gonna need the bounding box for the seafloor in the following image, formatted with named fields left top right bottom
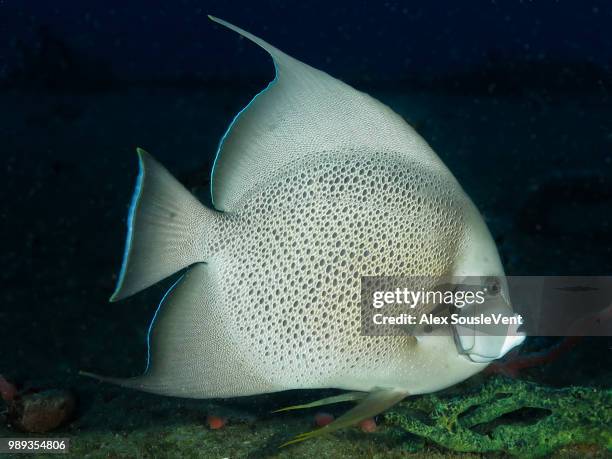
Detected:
left=1, top=81, right=611, bottom=458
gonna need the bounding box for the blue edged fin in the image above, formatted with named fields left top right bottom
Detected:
left=110, top=149, right=221, bottom=302
left=207, top=16, right=442, bottom=212
left=84, top=263, right=278, bottom=399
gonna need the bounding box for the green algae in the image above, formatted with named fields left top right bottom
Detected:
left=385, top=377, right=612, bottom=457
left=3, top=376, right=611, bottom=458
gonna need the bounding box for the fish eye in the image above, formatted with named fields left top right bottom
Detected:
left=483, top=276, right=500, bottom=296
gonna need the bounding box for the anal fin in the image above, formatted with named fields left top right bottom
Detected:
left=83, top=262, right=277, bottom=398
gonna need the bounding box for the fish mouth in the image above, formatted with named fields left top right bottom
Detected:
left=452, top=316, right=526, bottom=363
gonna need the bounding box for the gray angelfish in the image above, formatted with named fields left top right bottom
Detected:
left=83, top=16, right=524, bottom=444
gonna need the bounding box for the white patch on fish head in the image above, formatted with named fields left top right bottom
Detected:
left=395, top=334, right=487, bottom=394
left=451, top=201, right=525, bottom=364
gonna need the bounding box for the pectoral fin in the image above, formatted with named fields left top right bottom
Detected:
left=280, top=389, right=408, bottom=447
left=273, top=391, right=368, bottom=413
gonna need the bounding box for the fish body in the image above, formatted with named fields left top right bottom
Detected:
left=158, top=151, right=483, bottom=397
left=86, top=17, right=525, bottom=440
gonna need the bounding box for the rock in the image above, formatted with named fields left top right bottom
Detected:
left=358, top=417, right=377, bottom=433
left=0, top=374, right=17, bottom=401
left=314, top=412, right=334, bottom=427
left=7, top=389, right=76, bottom=433
left=206, top=414, right=227, bottom=430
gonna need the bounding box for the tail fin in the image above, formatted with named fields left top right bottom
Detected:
left=110, top=148, right=221, bottom=302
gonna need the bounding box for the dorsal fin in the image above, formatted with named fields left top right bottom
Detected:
left=208, top=16, right=444, bottom=212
